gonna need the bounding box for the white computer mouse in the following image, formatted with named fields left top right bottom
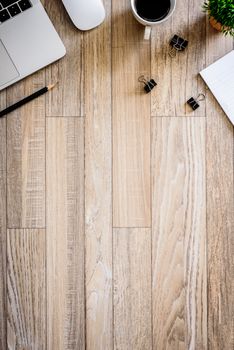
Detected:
left=62, top=0, right=105, bottom=31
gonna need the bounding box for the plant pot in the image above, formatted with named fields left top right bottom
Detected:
left=209, top=16, right=223, bottom=31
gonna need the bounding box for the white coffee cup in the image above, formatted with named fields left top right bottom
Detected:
left=131, top=0, right=177, bottom=40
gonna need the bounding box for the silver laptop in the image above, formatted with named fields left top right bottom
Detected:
left=0, top=0, right=66, bottom=91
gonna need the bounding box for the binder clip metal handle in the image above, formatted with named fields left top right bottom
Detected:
left=169, top=35, right=188, bottom=58
left=169, top=47, right=177, bottom=58
left=138, top=75, right=157, bottom=94
left=187, top=93, right=205, bottom=110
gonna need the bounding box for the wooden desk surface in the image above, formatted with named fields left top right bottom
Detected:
left=0, top=0, right=233, bottom=349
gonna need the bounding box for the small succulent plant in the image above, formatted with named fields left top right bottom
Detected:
left=203, top=0, right=234, bottom=36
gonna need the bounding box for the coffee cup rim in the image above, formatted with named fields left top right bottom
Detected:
left=130, top=0, right=176, bottom=26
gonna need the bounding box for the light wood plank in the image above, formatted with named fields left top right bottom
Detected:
left=7, top=229, right=46, bottom=349
left=7, top=72, right=45, bottom=228
left=45, top=0, right=84, bottom=117
left=46, top=118, right=85, bottom=350
left=0, top=118, right=6, bottom=350
left=84, top=0, right=112, bottom=348
left=112, top=0, right=151, bottom=227
left=0, top=90, right=6, bottom=109
left=112, top=0, right=145, bottom=46
left=207, top=94, right=234, bottom=350
left=152, top=118, right=207, bottom=349
left=113, top=228, right=152, bottom=350
left=206, top=27, right=234, bottom=350
left=151, top=0, right=206, bottom=116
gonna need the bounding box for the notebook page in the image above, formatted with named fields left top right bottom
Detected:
left=200, top=50, right=234, bottom=125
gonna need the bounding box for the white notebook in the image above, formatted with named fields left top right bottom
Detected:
left=200, top=50, right=234, bottom=125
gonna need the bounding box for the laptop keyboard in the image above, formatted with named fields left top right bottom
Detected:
left=0, top=0, right=32, bottom=24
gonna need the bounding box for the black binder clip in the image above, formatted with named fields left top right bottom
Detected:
left=187, top=93, right=205, bottom=111
left=169, top=35, right=188, bottom=58
left=138, top=75, right=157, bottom=93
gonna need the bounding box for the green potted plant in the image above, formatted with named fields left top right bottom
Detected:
left=203, top=0, right=234, bottom=36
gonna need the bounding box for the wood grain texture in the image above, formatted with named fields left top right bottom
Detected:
left=113, top=228, right=152, bottom=350
left=7, top=229, right=46, bottom=350
left=112, top=0, right=151, bottom=227
left=84, top=1, right=112, bottom=348
left=152, top=118, right=207, bottom=349
left=151, top=0, right=207, bottom=117
left=45, top=0, right=84, bottom=117
left=206, top=28, right=234, bottom=350
left=6, top=71, right=45, bottom=228
left=0, top=118, right=6, bottom=350
left=46, top=118, right=85, bottom=350
left=0, top=90, right=6, bottom=109
left=112, top=0, right=145, bottom=46
left=1, top=1, right=234, bottom=348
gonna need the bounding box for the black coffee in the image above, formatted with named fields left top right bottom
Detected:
left=135, top=0, right=171, bottom=22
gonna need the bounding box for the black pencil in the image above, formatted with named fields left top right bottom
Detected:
left=0, top=83, right=57, bottom=118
